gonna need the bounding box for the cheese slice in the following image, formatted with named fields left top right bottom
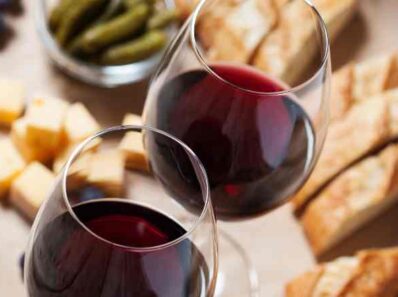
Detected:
left=63, top=102, right=101, bottom=144
left=10, top=162, right=55, bottom=221
left=0, top=80, right=25, bottom=126
left=119, top=114, right=149, bottom=172
left=11, top=118, right=51, bottom=163
left=87, top=150, right=125, bottom=196
left=0, top=138, right=26, bottom=198
left=25, top=97, right=69, bottom=155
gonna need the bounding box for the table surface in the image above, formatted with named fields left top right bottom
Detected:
left=2, top=0, right=398, bottom=296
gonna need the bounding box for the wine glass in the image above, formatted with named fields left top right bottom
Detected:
left=143, top=0, right=331, bottom=294
left=24, top=125, right=218, bottom=297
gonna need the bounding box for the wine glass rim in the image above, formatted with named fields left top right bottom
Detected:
left=61, top=125, right=216, bottom=252
left=190, top=0, right=330, bottom=96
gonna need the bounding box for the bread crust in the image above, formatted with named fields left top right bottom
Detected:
left=293, top=97, right=390, bottom=211
left=285, top=248, right=398, bottom=297
left=253, top=0, right=358, bottom=84
left=206, top=0, right=278, bottom=63
left=285, top=267, right=324, bottom=297
left=301, top=145, right=398, bottom=255
left=330, top=64, right=355, bottom=121
left=338, top=249, right=398, bottom=297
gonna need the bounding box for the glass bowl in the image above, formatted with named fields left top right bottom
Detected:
left=35, top=0, right=177, bottom=87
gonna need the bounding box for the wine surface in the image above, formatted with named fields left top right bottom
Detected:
left=27, top=200, right=207, bottom=297
left=146, top=64, right=315, bottom=218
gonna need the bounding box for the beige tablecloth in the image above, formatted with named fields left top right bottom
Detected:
left=1, top=0, right=398, bottom=296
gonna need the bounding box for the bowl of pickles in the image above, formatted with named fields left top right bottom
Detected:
left=36, top=0, right=179, bottom=87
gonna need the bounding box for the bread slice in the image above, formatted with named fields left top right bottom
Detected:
left=301, top=144, right=398, bottom=255
left=312, top=257, right=360, bottom=297
left=206, top=0, right=278, bottom=63
left=352, top=53, right=398, bottom=102
left=330, top=64, right=355, bottom=121
left=330, top=53, right=398, bottom=121
left=286, top=257, right=359, bottom=297
left=196, top=0, right=242, bottom=49
left=292, top=95, right=391, bottom=211
left=285, top=267, right=324, bottom=297
left=253, top=0, right=358, bottom=84
left=285, top=248, right=398, bottom=297
left=339, top=249, right=398, bottom=297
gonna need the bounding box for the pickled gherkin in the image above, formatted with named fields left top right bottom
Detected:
left=49, top=0, right=179, bottom=64
left=123, top=0, right=155, bottom=9
left=55, top=0, right=107, bottom=47
left=147, top=9, right=179, bottom=30
left=49, top=0, right=75, bottom=31
left=101, top=30, right=167, bottom=64
left=75, top=3, right=150, bottom=54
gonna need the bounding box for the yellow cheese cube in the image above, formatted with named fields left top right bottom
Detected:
left=122, top=113, right=142, bottom=126
left=11, top=118, right=51, bottom=163
left=119, top=114, right=149, bottom=172
left=64, top=103, right=101, bottom=143
left=0, top=138, right=26, bottom=198
left=53, top=138, right=101, bottom=174
left=0, top=80, right=25, bottom=126
left=87, top=150, right=125, bottom=196
left=10, top=162, right=55, bottom=221
left=25, top=97, right=69, bottom=154
left=65, top=152, right=93, bottom=190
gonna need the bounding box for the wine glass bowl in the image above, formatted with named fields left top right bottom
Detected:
left=24, top=126, right=218, bottom=297
left=143, top=0, right=331, bottom=219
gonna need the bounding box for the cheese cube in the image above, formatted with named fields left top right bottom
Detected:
left=87, top=150, right=125, bottom=196
left=53, top=138, right=101, bottom=174
left=10, top=162, right=55, bottom=221
left=11, top=118, right=51, bottom=163
left=0, top=80, right=25, bottom=126
left=119, top=114, right=149, bottom=172
left=122, top=113, right=142, bottom=126
left=25, top=97, right=69, bottom=154
left=64, top=103, right=101, bottom=143
left=64, top=151, right=93, bottom=190
left=0, top=139, right=26, bottom=198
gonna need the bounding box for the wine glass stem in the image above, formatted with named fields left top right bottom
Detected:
left=215, top=229, right=260, bottom=297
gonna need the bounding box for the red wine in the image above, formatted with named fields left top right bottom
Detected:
left=27, top=200, right=208, bottom=297
left=145, top=64, right=315, bottom=218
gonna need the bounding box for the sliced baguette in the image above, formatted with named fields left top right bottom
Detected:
left=339, top=249, right=398, bottom=297
left=292, top=95, right=391, bottom=211
left=312, top=257, right=360, bottom=297
left=196, top=0, right=242, bottom=49
left=330, top=53, right=398, bottom=121
left=301, top=144, right=398, bottom=255
left=330, top=64, right=355, bottom=121
left=206, top=0, right=278, bottom=63
left=285, top=266, right=324, bottom=297
left=253, top=0, right=358, bottom=84
left=286, top=257, right=359, bottom=297
left=285, top=248, right=398, bottom=297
